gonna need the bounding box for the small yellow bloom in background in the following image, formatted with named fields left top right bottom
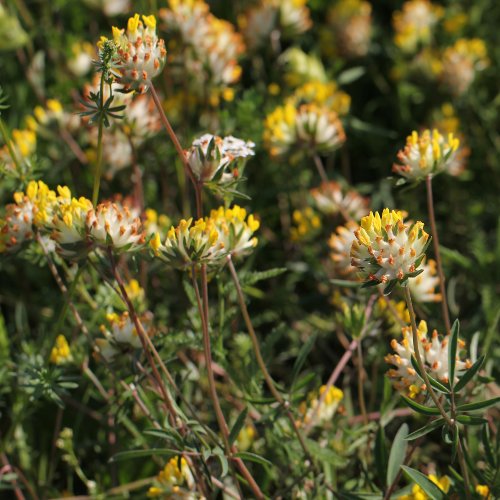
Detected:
left=398, top=473, right=450, bottom=500
left=236, top=425, right=256, bottom=452
left=147, top=456, right=195, bottom=497
left=476, top=485, right=491, bottom=499
left=50, top=335, right=73, bottom=365
left=299, top=384, right=343, bottom=428
left=290, top=207, right=322, bottom=242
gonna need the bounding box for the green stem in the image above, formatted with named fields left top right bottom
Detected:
left=0, top=117, right=22, bottom=173
left=91, top=76, right=105, bottom=206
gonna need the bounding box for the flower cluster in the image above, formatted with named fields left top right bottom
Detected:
left=160, top=0, right=244, bottom=105
left=152, top=205, right=260, bottom=268
left=385, top=320, right=472, bottom=399
left=290, top=207, right=321, bottom=242
left=311, top=181, right=369, bottom=220
left=298, top=384, right=344, bottom=427
left=327, top=0, right=372, bottom=59
left=50, top=335, right=73, bottom=365
left=328, top=221, right=359, bottom=276
left=392, top=129, right=460, bottom=181
left=264, top=102, right=346, bottom=157
left=399, top=474, right=450, bottom=500
left=351, top=209, right=429, bottom=285
left=147, top=456, right=195, bottom=498
left=186, top=133, right=255, bottom=183
left=96, top=311, right=154, bottom=361
left=393, top=0, right=443, bottom=53
left=440, top=38, right=489, bottom=96
left=108, top=14, right=167, bottom=93
left=408, top=257, right=441, bottom=303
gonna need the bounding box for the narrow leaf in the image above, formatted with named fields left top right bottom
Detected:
left=234, top=451, right=272, bottom=468
left=456, top=397, right=500, bottom=412
left=401, top=395, right=441, bottom=416
left=375, top=426, right=388, bottom=484
left=386, top=423, right=409, bottom=487
left=291, top=334, right=316, bottom=388
left=228, top=407, right=248, bottom=446
left=110, top=448, right=178, bottom=462
left=400, top=466, right=445, bottom=500
left=454, top=356, right=484, bottom=392
left=448, top=319, right=459, bottom=387
left=405, top=418, right=445, bottom=441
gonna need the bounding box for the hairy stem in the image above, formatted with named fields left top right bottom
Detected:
left=425, top=175, right=451, bottom=335
left=227, top=256, right=315, bottom=467
left=192, top=265, right=264, bottom=499
left=109, top=250, right=177, bottom=427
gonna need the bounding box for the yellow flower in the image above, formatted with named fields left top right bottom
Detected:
left=50, top=335, right=72, bottom=365
left=148, top=456, right=195, bottom=496
left=299, top=384, right=344, bottom=427
left=398, top=474, right=450, bottom=499
left=351, top=209, right=429, bottom=285
left=393, top=129, right=460, bottom=181
left=109, top=14, right=167, bottom=93
left=476, top=485, right=491, bottom=499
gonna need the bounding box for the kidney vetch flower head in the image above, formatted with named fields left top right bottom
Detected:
left=393, top=129, right=460, bottom=182
left=151, top=217, right=225, bottom=270
left=109, top=14, right=166, bottom=93
left=385, top=320, right=471, bottom=401
left=351, top=209, right=430, bottom=289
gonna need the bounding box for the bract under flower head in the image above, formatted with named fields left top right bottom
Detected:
left=393, top=129, right=460, bottom=181
left=210, top=205, right=260, bottom=258
left=351, top=209, right=429, bottom=286
left=86, top=201, right=146, bottom=252
left=111, top=14, right=166, bottom=93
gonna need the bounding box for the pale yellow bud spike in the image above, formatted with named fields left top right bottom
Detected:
left=142, top=14, right=156, bottom=30
left=128, top=13, right=141, bottom=33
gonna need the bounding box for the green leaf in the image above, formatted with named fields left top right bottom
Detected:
left=291, top=334, right=316, bottom=389
left=330, top=278, right=363, bottom=288
left=109, top=448, right=178, bottom=462
left=386, top=423, right=408, bottom=487
left=228, top=407, right=248, bottom=446
left=337, top=66, right=366, bottom=85
left=456, top=415, right=488, bottom=426
left=401, top=395, right=441, bottom=416
left=400, top=466, right=445, bottom=500
left=454, top=356, right=485, bottom=392
left=448, top=319, right=459, bottom=387
left=375, top=426, right=388, bottom=485
left=305, top=439, right=347, bottom=466
left=481, top=425, right=496, bottom=468
left=143, top=428, right=183, bottom=446
left=212, top=446, right=229, bottom=477
left=456, top=397, right=500, bottom=412
left=240, top=267, right=287, bottom=286
left=405, top=418, right=445, bottom=441
left=234, top=451, right=272, bottom=468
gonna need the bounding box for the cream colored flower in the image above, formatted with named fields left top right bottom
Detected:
left=393, top=0, right=443, bottom=53
left=409, top=257, right=441, bottom=303
left=311, top=181, right=369, bottom=220
left=393, top=129, right=460, bottom=181
left=386, top=320, right=472, bottom=399
left=110, top=14, right=167, bottom=93
left=86, top=201, right=146, bottom=252
left=351, top=209, right=429, bottom=285
left=329, top=221, right=359, bottom=276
